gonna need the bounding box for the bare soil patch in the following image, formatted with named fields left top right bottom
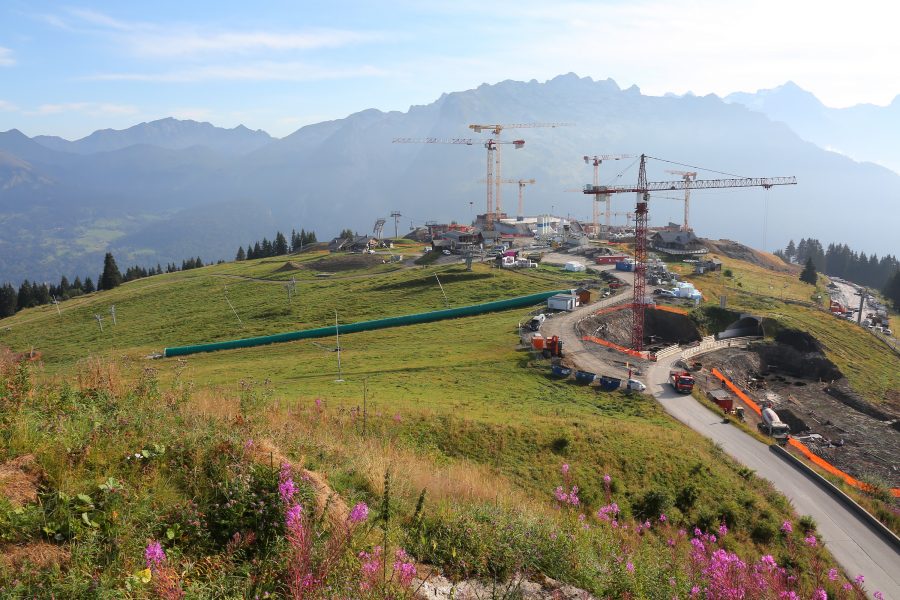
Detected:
left=304, top=254, right=383, bottom=272
left=697, top=343, right=900, bottom=488
left=578, top=307, right=701, bottom=349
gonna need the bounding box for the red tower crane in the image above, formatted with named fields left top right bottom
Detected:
left=585, top=155, right=797, bottom=351
left=584, top=154, right=634, bottom=239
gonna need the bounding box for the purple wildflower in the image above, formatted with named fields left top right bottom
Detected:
left=718, top=522, right=728, bottom=537
left=561, top=463, right=569, bottom=475
left=780, top=520, right=793, bottom=534
left=349, top=502, right=369, bottom=524
left=144, top=540, right=165, bottom=570
left=659, top=513, right=667, bottom=523
left=626, top=561, right=634, bottom=573
left=813, top=589, right=827, bottom=600
left=285, top=503, right=303, bottom=529
left=827, top=568, right=838, bottom=581
left=603, top=473, right=612, bottom=485
left=854, top=574, right=865, bottom=586
left=805, top=535, right=817, bottom=547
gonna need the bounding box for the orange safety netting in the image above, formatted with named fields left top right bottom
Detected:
left=711, top=369, right=900, bottom=498
left=654, top=305, right=689, bottom=315
left=710, top=368, right=762, bottom=415
left=581, top=335, right=649, bottom=359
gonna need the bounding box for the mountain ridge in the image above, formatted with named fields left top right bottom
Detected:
left=1, top=74, right=898, bottom=284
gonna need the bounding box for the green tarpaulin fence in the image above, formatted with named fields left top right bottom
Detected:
left=163, top=289, right=567, bottom=358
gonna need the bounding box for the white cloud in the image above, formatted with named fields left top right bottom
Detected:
left=53, top=8, right=383, bottom=59
left=0, top=100, right=17, bottom=111
left=27, top=102, right=139, bottom=117
left=87, top=62, right=387, bottom=83
left=0, top=47, right=15, bottom=66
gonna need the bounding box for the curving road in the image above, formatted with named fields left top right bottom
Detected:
left=547, top=287, right=900, bottom=598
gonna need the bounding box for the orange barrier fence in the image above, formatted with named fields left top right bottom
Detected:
left=711, top=369, right=900, bottom=498
left=591, top=303, right=633, bottom=317
left=654, top=305, right=689, bottom=315
left=581, top=335, right=650, bottom=360
left=710, top=368, right=762, bottom=415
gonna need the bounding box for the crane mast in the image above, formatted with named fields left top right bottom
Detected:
left=666, top=170, right=697, bottom=231
left=585, top=155, right=797, bottom=351
left=584, top=154, right=633, bottom=239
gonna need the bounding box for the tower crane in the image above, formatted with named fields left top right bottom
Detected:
left=665, top=170, right=697, bottom=231
left=469, top=122, right=572, bottom=226
left=584, top=154, right=634, bottom=239
left=392, top=136, right=524, bottom=230
left=479, top=178, right=536, bottom=220
left=585, top=155, right=796, bottom=351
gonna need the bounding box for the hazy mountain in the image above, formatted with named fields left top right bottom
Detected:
left=1, top=74, right=899, bottom=284
left=33, top=117, right=274, bottom=157
left=725, top=82, right=900, bottom=174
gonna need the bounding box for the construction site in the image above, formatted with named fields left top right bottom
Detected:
left=388, top=120, right=900, bottom=504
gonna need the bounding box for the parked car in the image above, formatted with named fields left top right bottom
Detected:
left=883, top=328, right=893, bottom=336
left=442, top=249, right=451, bottom=255
left=626, top=379, right=646, bottom=392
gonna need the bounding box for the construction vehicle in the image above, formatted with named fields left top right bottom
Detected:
left=543, top=335, right=563, bottom=358
left=528, top=314, right=546, bottom=331
left=758, top=407, right=791, bottom=442
left=670, top=370, right=695, bottom=394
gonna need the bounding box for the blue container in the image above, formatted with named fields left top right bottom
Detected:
left=598, top=375, right=621, bottom=391
left=551, top=365, right=572, bottom=378
left=574, top=370, right=596, bottom=384
left=615, top=261, right=634, bottom=272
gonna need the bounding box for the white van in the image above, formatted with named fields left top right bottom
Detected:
left=626, top=379, right=646, bottom=392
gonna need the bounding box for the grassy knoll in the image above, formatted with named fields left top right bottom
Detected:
left=0, top=255, right=579, bottom=373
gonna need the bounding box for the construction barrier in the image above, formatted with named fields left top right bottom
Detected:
left=711, top=369, right=900, bottom=498
left=163, top=289, right=568, bottom=358
left=654, top=304, right=689, bottom=315
left=710, top=368, right=762, bottom=415
left=581, top=335, right=651, bottom=360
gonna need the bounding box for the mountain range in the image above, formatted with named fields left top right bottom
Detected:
left=1, top=73, right=898, bottom=284
left=725, top=82, right=900, bottom=175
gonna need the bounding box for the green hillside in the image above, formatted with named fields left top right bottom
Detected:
left=0, top=251, right=870, bottom=597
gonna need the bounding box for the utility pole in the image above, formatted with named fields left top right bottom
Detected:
left=434, top=274, right=449, bottom=308
left=94, top=314, right=104, bottom=332
left=109, top=305, right=117, bottom=326
left=334, top=310, right=344, bottom=382
left=390, top=211, right=402, bottom=239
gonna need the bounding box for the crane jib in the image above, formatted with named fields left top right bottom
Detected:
left=583, top=176, right=797, bottom=194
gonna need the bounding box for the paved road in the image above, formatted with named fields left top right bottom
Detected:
left=647, top=356, right=900, bottom=598
left=547, top=291, right=900, bottom=598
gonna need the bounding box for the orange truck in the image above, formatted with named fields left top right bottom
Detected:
left=669, top=370, right=695, bottom=394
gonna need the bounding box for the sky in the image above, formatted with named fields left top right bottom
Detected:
left=1, top=0, right=899, bottom=139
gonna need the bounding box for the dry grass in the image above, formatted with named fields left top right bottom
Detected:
left=75, top=357, right=124, bottom=397
left=0, top=542, right=70, bottom=571
left=0, top=455, right=42, bottom=507
left=259, top=400, right=542, bottom=513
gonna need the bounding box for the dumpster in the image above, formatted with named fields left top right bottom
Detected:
left=551, top=365, right=572, bottom=378
left=598, top=375, right=621, bottom=391
left=574, top=370, right=596, bottom=384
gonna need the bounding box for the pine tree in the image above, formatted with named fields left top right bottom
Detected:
left=17, top=279, right=34, bottom=310
left=883, top=270, right=900, bottom=311
left=274, top=232, right=289, bottom=255
left=83, top=277, right=95, bottom=293
left=253, top=242, right=262, bottom=258
left=339, top=228, right=355, bottom=240
left=72, top=276, right=83, bottom=292
left=236, top=246, right=246, bottom=261
left=99, top=253, right=123, bottom=290
left=799, top=257, right=818, bottom=285
left=785, top=240, right=796, bottom=261
left=0, top=283, right=17, bottom=318
left=33, top=282, right=50, bottom=305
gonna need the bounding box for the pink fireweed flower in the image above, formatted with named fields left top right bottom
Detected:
left=314, top=398, right=323, bottom=409
left=659, top=513, right=667, bottom=523
left=561, top=463, right=569, bottom=475
left=718, top=523, right=728, bottom=537
left=827, top=568, right=838, bottom=581
left=873, top=592, right=884, bottom=600
left=279, top=479, right=297, bottom=504
left=393, top=548, right=417, bottom=586
left=285, top=503, right=303, bottom=529
left=626, top=561, right=634, bottom=573
left=349, top=502, right=369, bottom=524
left=813, top=589, right=827, bottom=600
left=854, top=574, right=865, bottom=586
left=144, top=540, right=165, bottom=570
left=780, top=520, right=793, bottom=534
left=805, top=535, right=817, bottom=547
left=603, top=473, right=611, bottom=485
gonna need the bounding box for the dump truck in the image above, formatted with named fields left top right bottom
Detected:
left=669, top=370, right=695, bottom=394
left=758, top=407, right=791, bottom=442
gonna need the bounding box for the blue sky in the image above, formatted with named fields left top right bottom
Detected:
left=1, top=0, right=897, bottom=139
